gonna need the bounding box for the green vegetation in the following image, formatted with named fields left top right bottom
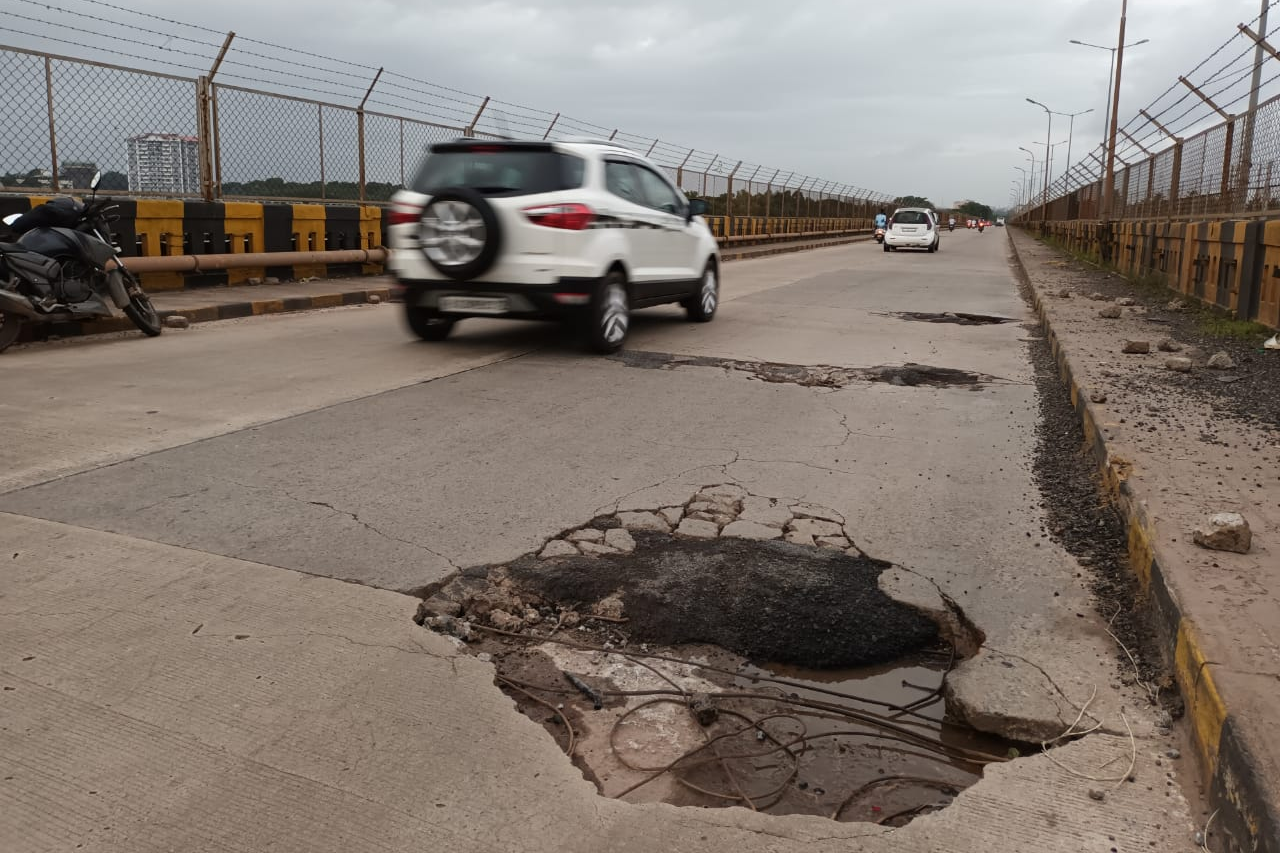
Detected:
left=894, top=195, right=935, bottom=209
left=956, top=200, right=994, bottom=221
left=1196, top=313, right=1272, bottom=340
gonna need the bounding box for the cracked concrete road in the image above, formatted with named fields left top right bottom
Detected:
left=0, top=235, right=1201, bottom=851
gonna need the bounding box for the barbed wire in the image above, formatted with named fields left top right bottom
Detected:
left=0, top=3, right=894, bottom=201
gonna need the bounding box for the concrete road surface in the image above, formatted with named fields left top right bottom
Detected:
left=0, top=232, right=1202, bottom=851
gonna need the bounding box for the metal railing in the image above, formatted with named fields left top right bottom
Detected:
left=1017, top=67, right=1280, bottom=221
left=0, top=43, right=894, bottom=215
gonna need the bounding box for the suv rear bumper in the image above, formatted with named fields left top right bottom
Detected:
left=399, top=277, right=602, bottom=319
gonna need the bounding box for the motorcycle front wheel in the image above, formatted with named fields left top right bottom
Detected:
left=119, top=270, right=163, bottom=337
left=0, top=311, right=22, bottom=353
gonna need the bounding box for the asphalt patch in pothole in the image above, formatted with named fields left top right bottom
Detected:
left=612, top=350, right=991, bottom=389
left=505, top=535, right=936, bottom=668
left=888, top=311, right=1017, bottom=325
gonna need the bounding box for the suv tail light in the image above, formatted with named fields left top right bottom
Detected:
left=388, top=201, right=423, bottom=226
left=523, top=203, right=595, bottom=231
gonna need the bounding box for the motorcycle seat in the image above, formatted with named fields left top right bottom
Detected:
left=0, top=242, right=27, bottom=253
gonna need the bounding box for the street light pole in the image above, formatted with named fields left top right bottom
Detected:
left=1100, top=0, right=1129, bottom=253
left=1060, top=108, right=1094, bottom=182
left=1069, top=38, right=1148, bottom=151
left=1027, top=98, right=1054, bottom=218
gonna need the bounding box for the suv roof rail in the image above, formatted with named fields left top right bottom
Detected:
left=559, top=135, right=630, bottom=148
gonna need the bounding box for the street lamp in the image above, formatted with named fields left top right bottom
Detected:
left=1070, top=37, right=1149, bottom=149
left=1014, top=165, right=1031, bottom=206
left=1026, top=99, right=1057, bottom=215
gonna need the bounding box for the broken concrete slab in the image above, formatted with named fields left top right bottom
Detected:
left=604, top=528, right=637, bottom=553
left=617, top=512, right=669, bottom=533
left=788, top=518, right=844, bottom=539
left=675, top=518, right=719, bottom=539
left=721, top=520, right=783, bottom=541
left=570, top=529, right=606, bottom=543
left=945, top=651, right=1094, bottom=743
left=540, top=540, right=580, bottom=559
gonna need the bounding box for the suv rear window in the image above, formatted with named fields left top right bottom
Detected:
left=893, top=210, right=930, bottom=225
left=411, top=147, right=584, bottom=196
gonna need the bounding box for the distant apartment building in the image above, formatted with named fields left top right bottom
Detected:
left=127, top=134, right=199, bottom=194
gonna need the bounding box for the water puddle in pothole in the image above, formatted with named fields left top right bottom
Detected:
left=888, top=311, right=1017, bottom=326
left=414, top=487, right=1019, bottom=826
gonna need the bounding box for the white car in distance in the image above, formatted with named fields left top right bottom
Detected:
left=883, top=207, right=940, bottom=253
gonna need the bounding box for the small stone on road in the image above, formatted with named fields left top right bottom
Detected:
left=1089, top=389, right=1107, bottom=403
left=1164, top=357, right=1193, bottom=373
left=1116, top=297, right=1136, bottom=306
left=1121, top=340, right=1151, bottom=354
left=1193, top=512, right=1252, bottom=554
left=163, top=315, right=190, bottom=329
left=1157, top=338, right=1182, bottom=352
left=1207, top=351, right=1235, bottom=370
left=1098, top=306, right=1122, bottom=319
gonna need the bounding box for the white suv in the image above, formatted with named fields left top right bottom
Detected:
left=387, top=138, right=721, bottom=353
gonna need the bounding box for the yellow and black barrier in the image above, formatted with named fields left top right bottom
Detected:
left=0, top=196, right=389, bottom=293
left=1035, top=216, right=1275, bottom=328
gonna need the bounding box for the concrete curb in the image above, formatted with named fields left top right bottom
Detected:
left=1008, top=230, right=1280, bottom=853
left=721, top=234, right=868, bottom=262
left=29, top=287, right=394, bottom=340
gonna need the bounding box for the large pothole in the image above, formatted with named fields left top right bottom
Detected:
left=415, top=486, right=1021, bottom=825
left=611, top=351, right=995, bottom=389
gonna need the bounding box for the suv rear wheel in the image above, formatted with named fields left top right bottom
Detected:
left=405, top=304, right=456, bottom=341
left=586, top=270, right=629, bottom=354
left=684, top=260, right=718, bottom=322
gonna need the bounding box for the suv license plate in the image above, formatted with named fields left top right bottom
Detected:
left=439, top=296, right=508, bottom=314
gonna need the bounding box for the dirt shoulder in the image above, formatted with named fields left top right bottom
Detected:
left=1008, top=227, right=1280, bottom=850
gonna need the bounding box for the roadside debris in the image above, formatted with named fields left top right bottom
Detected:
left=162, top=315, right=190, bottom=330
left=1121, top=340, right=1151, bottom=354
left=1116, top=297, right=1136, bottom=306
left=1206, top=351, right=1236, bottom=370
left=1098, top=306, right=1123, bottom=319
left=1164, top=357, right=1193, bottom=373
left=1157, top=338, right=1182, bottom=352
left=1193, top=512, right=1252, bottom=554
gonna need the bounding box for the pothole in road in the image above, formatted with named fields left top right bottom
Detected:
left=414, top=486, right=1020, bottom=826
left=612, top=351, right=993, bottom=389
left=889, top=311, right=1017, bottom=326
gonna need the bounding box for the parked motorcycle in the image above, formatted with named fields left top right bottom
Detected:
left=874, top=226, right=886, bottom=244
left=0, top=171, right=161, bottom=352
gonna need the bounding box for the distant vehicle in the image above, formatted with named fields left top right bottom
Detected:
left=387, top=138, right=721, bottom=353
left=996, top=217, right=1006, bottom=227
left=884, top=207, right=940, bottom=253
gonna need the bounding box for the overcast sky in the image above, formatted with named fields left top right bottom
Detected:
left=4, top=0, right=1277, bottom=208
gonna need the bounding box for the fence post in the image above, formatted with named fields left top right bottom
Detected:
left=676, top=149, right=694, bottom=191
left=357, top=67, right=384, bottom=202
left=318, top=103, right=326, bottom=200
left=44, top=56, right=59, bottom=191
left=211, top=84, right=222, bottom=197
left=1221, top=118, right=1236, bottom=211
left=195, top=76, right=214, bottom=201
left=1170, top=139, right=1184, bottom=216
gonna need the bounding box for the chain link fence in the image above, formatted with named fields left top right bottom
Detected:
left=1020, top=86, right=1280, bottom=223
left=0, top=43, right=894, bottom=212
